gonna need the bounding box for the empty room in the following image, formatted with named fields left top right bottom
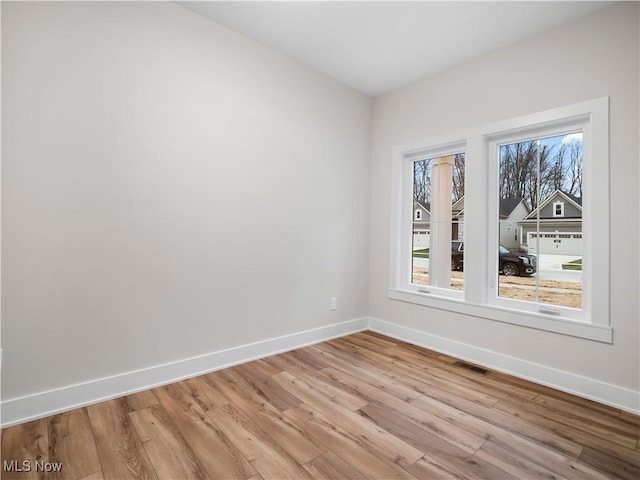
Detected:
left=1, top=1, right=639, bottom=479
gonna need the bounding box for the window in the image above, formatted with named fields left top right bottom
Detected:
left=407, top=149, right=466, bottom=297
left=493, top=131, right=583, bottom=314
left=389, top=98, right=610, bottom=342
left=553, top=201, right=565, bottom=217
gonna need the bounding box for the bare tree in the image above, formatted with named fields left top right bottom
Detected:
left=566, top=138, right=583, bottom=197
left=544, top=146, right=567, bottom=194
left=452, top=153, right=465, bottom=202
left=499, top=135, right=583, bottom=208
left=543, top=136, right=583, bottom=198
left=413, top=154, right=465, bottom=206
left=413, top=159, right=432, bottom=205
left=499, top=141, right=552, bottom=209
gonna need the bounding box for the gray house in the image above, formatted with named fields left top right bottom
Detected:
left=444, top=196, right=529, bottom=250
left=499, top=197, right=530, bottom=250
left=451, top=196, right=465, bottom=241
left=412, top=201, right=431, bottom=249
left=518, top=190, right=583, bottom=255
left=412, top=198, right=466, bottom=250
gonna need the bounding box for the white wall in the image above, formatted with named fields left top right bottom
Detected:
left=1, top=2, right=372, bottom=401
left=369, top=2, right=639, bottom=394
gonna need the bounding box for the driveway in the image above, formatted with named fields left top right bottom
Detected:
left=413, top=254, right=582, bottom=283
left=537, top=254, right=582, bottom=282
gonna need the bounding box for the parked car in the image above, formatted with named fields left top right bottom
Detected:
left=451, top=241, right=536, bottom=276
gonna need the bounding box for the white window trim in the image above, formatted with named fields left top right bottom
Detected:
left=389, top=97, right=611, bottom=343
left=392, top=139, right=466, bottom=301
left=553, top=201, right=565, bottom=217
left=485, top=118, right=589, bottom=323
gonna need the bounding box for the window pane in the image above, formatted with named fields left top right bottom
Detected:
left=450, top=153, right=465, bottom=291
left=412, top=159, right=431, bottom=286
left=412, top=153, right=465, bottom=290
left=498, top=133, right=583, bottom=309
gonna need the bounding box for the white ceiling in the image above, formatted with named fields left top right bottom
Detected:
left=179, top=1, right=614, bottom=97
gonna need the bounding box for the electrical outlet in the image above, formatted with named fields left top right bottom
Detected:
left=330, top=297, right=337, bottom=311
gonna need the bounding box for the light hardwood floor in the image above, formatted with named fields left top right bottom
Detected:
left=2, top=332, right=639, bottom=479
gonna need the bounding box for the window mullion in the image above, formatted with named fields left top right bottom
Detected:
left=535, top=139, right=541, bottom=304
left=463, top=135, right=485, bottom=304
left=431, top=156, right=454, bottom=288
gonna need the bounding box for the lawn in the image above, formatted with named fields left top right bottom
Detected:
left=562, top=258, right=582, bottom=271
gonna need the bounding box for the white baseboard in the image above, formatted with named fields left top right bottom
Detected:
left=3, top=315, right=638, bottom=428
left=0, top=318, right=368, bottom=428
left=368, top=317, right=640, bottom=415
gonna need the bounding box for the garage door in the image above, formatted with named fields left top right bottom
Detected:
left=527, top=233, right=582, bottom=255
left=413, top=230, right=430, bottom=249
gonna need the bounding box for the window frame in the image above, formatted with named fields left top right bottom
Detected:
left=553, top=201, right=565, bottom=217
left=485, top=120, right=588, bottom=322
left=392, top=139, right=467, bottom=301
left=389, top=97, right=611, bottom=343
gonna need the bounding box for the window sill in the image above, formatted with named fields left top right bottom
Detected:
left=388, top=288, right=612, bottom=343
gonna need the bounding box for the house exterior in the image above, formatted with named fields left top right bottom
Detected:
left=417, top=191, right=582, bottom=255
left=412, top=198, right=466, bottom=250
left=499, top=197, right=530, bottom=250
left=442, top=196, right=529, bottom=250
left=451, top=197, right=465, bottom=241
left=518, top=190, right=583, bottom=255
left=412, top=201, right=431, bottom=249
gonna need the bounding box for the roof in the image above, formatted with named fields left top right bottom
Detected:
left=564, top=192, right=582, bottom=206
left=524, top=189, right=583, bottom=220
left=414, top=201, right=431, bottom=213
left=499, top=197, right=526, bottom=217
left=451, top=196, right=464, bottom=211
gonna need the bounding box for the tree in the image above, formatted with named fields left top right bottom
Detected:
left=499, top=141, right=553, bottom=209
left=452, top=153, right=465, bottom=202
left=499, top=135, right=583, bottom=208
left=565, top=137, right=583, bottom=197
left=413, top=158, right=432, bottom=205
left=413, top=153, right=466, bottom=205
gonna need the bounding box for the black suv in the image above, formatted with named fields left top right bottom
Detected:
left=451, top=241, right=536, bottom=276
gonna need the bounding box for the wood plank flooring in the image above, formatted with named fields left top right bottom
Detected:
left=2, top=332, right=639, bottom=479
